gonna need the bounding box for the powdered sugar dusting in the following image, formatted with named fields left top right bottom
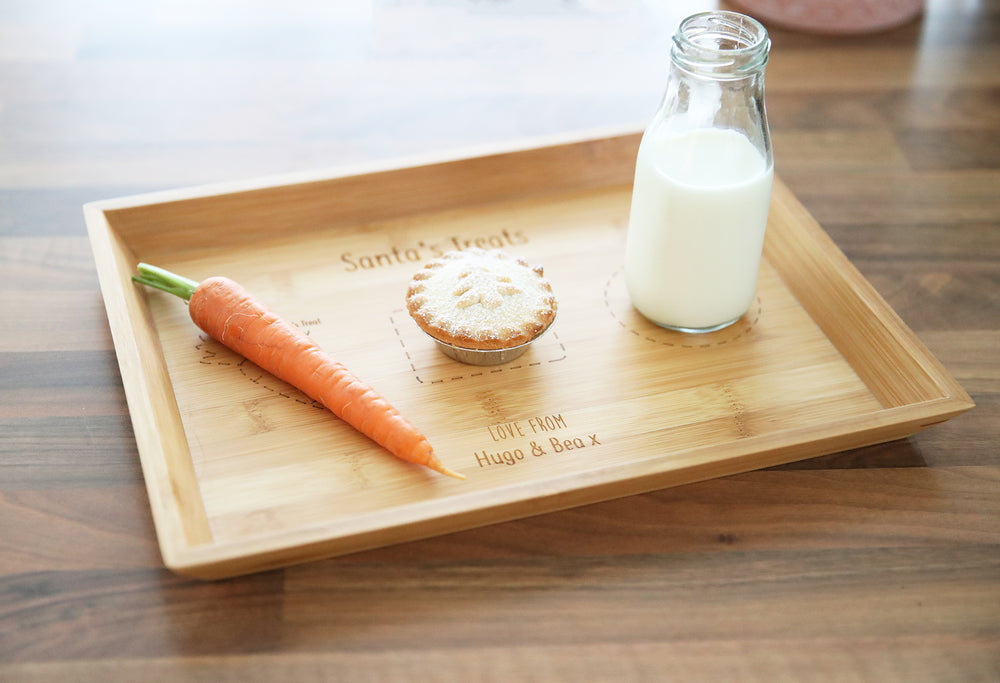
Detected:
left=406, top=248, right=557, bottom=350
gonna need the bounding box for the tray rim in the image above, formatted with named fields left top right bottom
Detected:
left=167, top=398, right=967, bottom=577
left=84, top=128, right=974, bottom=579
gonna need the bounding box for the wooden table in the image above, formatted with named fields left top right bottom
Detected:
left=2, top=1, right=998, bottom=679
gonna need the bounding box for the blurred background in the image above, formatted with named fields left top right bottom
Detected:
left=0, top=0, right=954, bottom=192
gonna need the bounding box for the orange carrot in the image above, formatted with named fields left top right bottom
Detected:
left=133, top=263, right=463, bottom=479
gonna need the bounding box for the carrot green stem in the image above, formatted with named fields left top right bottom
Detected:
left=132, top=263, right=200, bottom=301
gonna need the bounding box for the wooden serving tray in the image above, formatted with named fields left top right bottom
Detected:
left=85, top=130, right=973, bottom=579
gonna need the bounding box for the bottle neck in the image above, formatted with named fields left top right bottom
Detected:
left=670, top=11, right=770, bottom=80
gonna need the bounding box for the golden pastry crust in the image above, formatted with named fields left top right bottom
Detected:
left=406, top=248, right=557, bottom=350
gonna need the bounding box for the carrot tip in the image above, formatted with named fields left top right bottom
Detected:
left=437, top=465, right=466, bottom=481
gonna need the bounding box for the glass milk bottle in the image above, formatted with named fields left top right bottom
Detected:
left=625, top=11, right=773, bottom=333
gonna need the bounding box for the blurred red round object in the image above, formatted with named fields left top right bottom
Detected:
left=727, top=0, right=924, bottom=35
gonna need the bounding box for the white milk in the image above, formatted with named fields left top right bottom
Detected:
left=625, top=126, right=774, bottom=332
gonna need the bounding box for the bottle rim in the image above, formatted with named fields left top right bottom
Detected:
left=671, top=11, right=771, bottom=76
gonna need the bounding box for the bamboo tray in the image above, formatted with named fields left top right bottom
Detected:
left=85, top=130, right=973, bottom=579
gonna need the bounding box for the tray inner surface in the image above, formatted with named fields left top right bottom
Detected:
left=122, top=182, right=878, bottom=545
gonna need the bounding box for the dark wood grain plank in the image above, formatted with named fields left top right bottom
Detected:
left=0, top=350, right=128, bottom=420
left=4, top=638, right=999, bottom=683
left=4, top=545, right=996, bottom=662
left=0, top=292, right=113, bottom=352
left=0, top=351, right=122, bottom=392
left=0, top=486, right=159, bottom=574
left=0, top=190, right=134, bottom=237
left=0, top=238, right=98, bottom=290
left=781, top=170, right=1000, bottom=227
left=0, top=416, right=142, bottom=489
left=898, top=128, right=1000, bottom=171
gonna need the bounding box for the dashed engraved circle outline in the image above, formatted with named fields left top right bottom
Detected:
left=195, top=334, right=327, bottom=410
left=603, top=269, right=761, bottom=348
